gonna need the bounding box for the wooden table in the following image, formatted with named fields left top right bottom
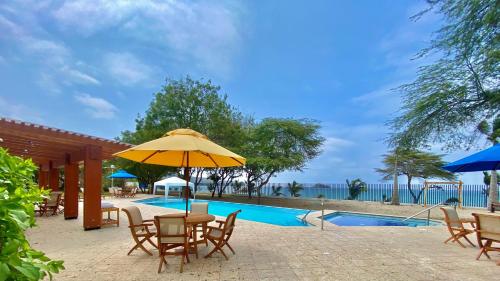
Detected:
left=160, top=213, right=215, bottom=258
left=101, top=207, right=120, bottom=227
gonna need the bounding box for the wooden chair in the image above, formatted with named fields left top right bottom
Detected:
left=472, top=213, right=500, bottom=263
left=122, top=206, right=157, bottom=256
left=440, top=207, right=475, bottom=248
left=190, top=202, right=210, bottom=252
left=154, top=214, right=190, bottom=273
left=35, top=192, right=62, bottom=216
left=204, top=210, right=241, bottom=260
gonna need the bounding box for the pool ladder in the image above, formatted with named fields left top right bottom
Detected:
left=402, top=202, right=445, bottom=226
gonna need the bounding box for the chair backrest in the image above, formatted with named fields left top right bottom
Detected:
left=472, top=213, right=500, bottom=242
left=224, top=210, right=241, bottom=235
left=154, top=215, right=187, bottom=244
left=440, top=207, right=462, bottom=229
left=122, top=206, right=144, bottom=232
left=109, top=187, right=115, bottom=195
left=191, top=202, right=208, bottom=214
left=47, top=192, right=62, bottom=207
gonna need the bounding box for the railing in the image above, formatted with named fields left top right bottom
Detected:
left=221, top=183, right=496, bottom=208
left=403, top=202, right=445, bottom=226
left=301, top=209, right=313, bottom=223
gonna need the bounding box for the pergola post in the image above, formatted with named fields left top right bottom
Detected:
left=38, top=165, right=49, bottom=188
left=83, top=145, right=102, bottom=230
left=49, top=166, right=59, bottom=191
left=64, top=157, right=79, bottom=220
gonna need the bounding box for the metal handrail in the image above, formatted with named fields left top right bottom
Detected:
left=302, top=210, right=313, bottom=223
left=403, top=201, right=445, bottom=226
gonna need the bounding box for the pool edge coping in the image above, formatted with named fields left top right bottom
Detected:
left=302, top=210, right=444, bottom=228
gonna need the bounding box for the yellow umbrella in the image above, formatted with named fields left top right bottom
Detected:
left=113, top=128, right=246, bottom=215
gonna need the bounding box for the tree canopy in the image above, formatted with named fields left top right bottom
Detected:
left=241, top=118, right=324, bottom=200
left=117, top=77, right=324, bottom=196
left=376, top=149, right=455, bottom=203
left=390, top=0, right=499, bottom=150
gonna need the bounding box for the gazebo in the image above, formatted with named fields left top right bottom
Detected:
left=153, top=176, right=194, bottom=198
left=0, top=117, right=130, bottom=230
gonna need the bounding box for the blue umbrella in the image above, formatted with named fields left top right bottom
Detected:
left=443, top=144, right=500, bottom=173
left=107, top=169, right=137, bottom=179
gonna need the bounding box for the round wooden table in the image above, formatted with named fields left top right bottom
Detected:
left=160, top=213, right=215, bottom=258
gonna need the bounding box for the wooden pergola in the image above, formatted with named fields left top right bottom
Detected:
left=0, top=117, right=131, bottom=230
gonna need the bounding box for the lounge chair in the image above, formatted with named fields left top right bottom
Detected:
left=35, top=191, right=63, bottom=216
left=122, top=206, right=157, bottom=256
left=154, top=214, right=191, bottom=273
left=440, top=207, right=475, bottom=248
left=472, top=213, right=500, bottom=263
left=204, top=210, right=241, bottom=260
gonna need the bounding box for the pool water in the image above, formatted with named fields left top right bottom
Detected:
left=323, top=212, right=441, bottom=227
left=135, top=197, right=309, bottom=227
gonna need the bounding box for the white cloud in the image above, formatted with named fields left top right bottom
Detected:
left=104, top=52, right=152, bottom=85
left=74, top=93, right=117, bottom=119
left=62, top=66, right=100, bottom=85
left=0, top=97, right=44, bottom=123
left=52, top=0, right=244, bottom=77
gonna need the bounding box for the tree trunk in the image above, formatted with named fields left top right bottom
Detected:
left=406, top=176, right=418, bottom=203
left=488, top=169, right=498, bottom=211
left=391, top=174, right=400, bottom=205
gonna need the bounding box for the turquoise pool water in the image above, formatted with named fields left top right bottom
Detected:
left=323, top=212, right=441, bottom=227
left=135, top=197, right=309, bottom=227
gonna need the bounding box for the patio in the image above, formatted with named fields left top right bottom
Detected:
left=27, top=195, right=499, bottom=281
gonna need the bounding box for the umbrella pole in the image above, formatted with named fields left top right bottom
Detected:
left=185, top=152, right=190, bottom=216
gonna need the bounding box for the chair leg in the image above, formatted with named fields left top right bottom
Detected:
left=452, top=236, right=466, bottom=248
left=128, top=237, right=153, bottom=256
left=463, top=235, right=475, bottom=247
left=476, top=247, right=487, bottom=260
left=444, top=236, right=454, bottom=244
left=226, top=242, right=236, bottom=254
left=146, top=237, right=158, bottom=249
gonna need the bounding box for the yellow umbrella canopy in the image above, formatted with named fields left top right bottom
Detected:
left=113, top=128, right=246, bottom=167
left=113, top=128, right=246, bottom=215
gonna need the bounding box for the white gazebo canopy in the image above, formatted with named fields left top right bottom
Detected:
left=153, top=177, right=194, bottom=198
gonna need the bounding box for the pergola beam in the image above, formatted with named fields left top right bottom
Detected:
left=0, top=117, right=131, bottom=230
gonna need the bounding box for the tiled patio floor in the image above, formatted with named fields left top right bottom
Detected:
left=27, top=196, right=499, bottom=281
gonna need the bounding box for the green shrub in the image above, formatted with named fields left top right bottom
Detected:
left=0, top=148, right=64, bottom=280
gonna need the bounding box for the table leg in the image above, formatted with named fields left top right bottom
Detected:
left=202, top=223, right=208, bottom=246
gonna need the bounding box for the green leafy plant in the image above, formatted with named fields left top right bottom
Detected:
left=271, top=185, right=283, bottom=197
left=287, top=181, right=303, bottom=197
left=0, top=148, right=64, bottom=280
left=346, top=178, right=367, bottom=200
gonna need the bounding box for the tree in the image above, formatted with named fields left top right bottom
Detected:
left=0, top=148, right=64, bottom=280
left=287, top=181, right=303, bottom=197
left=271, top=184, right=283, bottom=197
left=242, top=118, right=324, bottom=202
left=478, top=117, right=499, bottom=210
left=345, top=178, right=367, bottom=200
left=390, top=0, right=499, bottom=150
left=376, top=149, right=455, bottom=203
left=119, top=76, right=244, bottom=191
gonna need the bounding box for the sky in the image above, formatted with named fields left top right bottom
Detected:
left=0, top=0, right=490, bottom=184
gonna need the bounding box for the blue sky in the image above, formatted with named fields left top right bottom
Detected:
left=0, top=0, right=488, bottom=184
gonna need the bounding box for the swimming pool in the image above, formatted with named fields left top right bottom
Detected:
left=135, top=197, right=309, bottom=227
left=323, top=212, right=441, bottom=227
